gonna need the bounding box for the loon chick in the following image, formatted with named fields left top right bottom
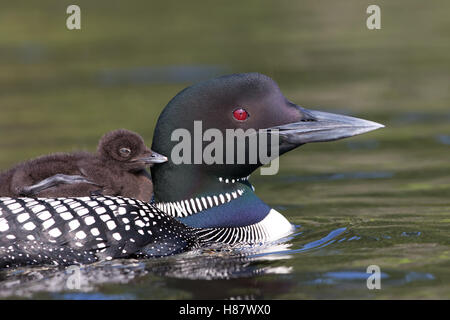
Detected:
left=0, top=129, right=167, bottom=201
left=0, top=73, right=383, bottom=268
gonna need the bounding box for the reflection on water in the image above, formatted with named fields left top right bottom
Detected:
left=0, top=224, right=438, bottom=299
left=98, top=65, right=228, bottom=86
left=346, top=139, right=379, bottom=150
left=280, top=171, right=394, bottom=183
left=435, top=135, right=450, bottom=146
left=400, top=232, right=421, bottom=237
left=303, top=270, right=435, bottom=289
left=57, top=292, right=135, bottom=300
left=0, top=226, right=345, bottom=298
left=391, top=112, right=450, bottom=125
left=16, top=43, right=47, bottom=64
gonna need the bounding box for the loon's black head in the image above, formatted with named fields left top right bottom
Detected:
left=151, top=73, right=383, bottom=229
left=98, top=129, right=167, bottom=172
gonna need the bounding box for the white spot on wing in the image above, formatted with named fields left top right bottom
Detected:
left=84, top=216, right=95, bottom=225
left=0, top=221, right=8, bottom=233
left=75, top=231, right=86, bottom=239
left=106, top=220, right=116, bottom=230
left=112, top=232, right=122, bottom=241
left=17, top=212, right=30, bottom=223
left=23, top=221, right=36, bottom=231
left=42, top=218, right=55, bottom=229
left=60, top=211, right=73, bottom=220
left=49, top=228, right=62, bottom=238
left=68, top=219, right=80, bottom=231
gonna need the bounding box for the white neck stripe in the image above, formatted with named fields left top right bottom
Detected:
left=155, top=188, right=245, bottom=218
left=218, top=176, right=250, bottom=184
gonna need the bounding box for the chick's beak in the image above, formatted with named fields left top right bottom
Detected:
left=134, top=150, right=168, bottom=165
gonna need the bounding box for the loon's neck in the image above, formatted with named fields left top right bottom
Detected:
left=152, top=170, right=270, bottom=228
left=156, top=183, right=271, bottom=228
left=151, top=164, right=293, bottom=239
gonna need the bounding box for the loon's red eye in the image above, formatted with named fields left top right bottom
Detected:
left=232, top=108, right=249, bottom=121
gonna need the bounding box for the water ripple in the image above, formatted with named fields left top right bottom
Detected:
left=435, top=135, right=450, bottom=145
left=98, top=65, right=228, bottom=85
left=281, top=171, right=394, bottom=183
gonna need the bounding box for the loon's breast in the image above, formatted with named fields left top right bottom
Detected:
left=195, top=209, right=294, bottom=244
left=0, top=196, right=291, bottom=268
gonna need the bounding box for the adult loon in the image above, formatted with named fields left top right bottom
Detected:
left=0, top=129, right=167, bottom=201
left=0, top=73, right=383, bottom=268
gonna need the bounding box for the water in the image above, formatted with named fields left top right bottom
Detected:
left=0, top=0, right=449, bottom=299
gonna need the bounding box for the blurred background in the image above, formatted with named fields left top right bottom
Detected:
left=0, top=0, right=449, bottom=299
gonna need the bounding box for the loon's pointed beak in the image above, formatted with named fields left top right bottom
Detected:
left=135, top=151, right=168, bottom=165
left=269, top=108, right=384, bottom=149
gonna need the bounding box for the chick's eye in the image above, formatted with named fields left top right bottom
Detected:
left=232, top=108, right=249, bottom=121
left=119, top=147, right=131, bottom=157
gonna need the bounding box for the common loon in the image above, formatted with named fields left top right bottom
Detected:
left=0, top=73, right=383, bottom=268
left=0, top=129, right=167, bottom=201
